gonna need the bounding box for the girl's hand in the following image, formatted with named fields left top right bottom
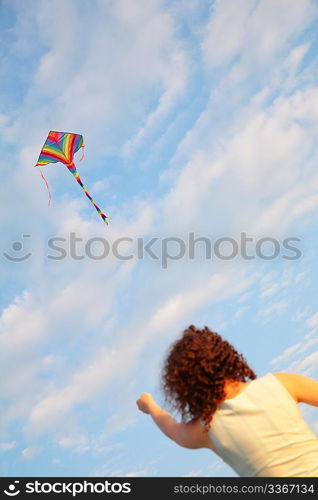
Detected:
left=136, top=393, right=155, bottom=414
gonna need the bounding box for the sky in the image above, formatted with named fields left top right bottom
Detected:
left=1, top=0, right=318, bottom=477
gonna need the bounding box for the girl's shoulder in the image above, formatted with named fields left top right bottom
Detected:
left=271, top=372, right=298, bottom=401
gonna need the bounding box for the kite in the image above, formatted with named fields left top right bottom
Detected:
left=35, top=131, right=110, bottom=224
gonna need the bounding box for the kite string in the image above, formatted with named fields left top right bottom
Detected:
left=39, top=168, right=52, bottom=206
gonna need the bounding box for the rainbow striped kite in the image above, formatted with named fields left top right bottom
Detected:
left=35, top=131, right=109, bottom=224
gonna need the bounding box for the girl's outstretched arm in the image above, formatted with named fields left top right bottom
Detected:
left=274, top=373, right=318, bottom=406
left=136, top=393, right=208, bottom=449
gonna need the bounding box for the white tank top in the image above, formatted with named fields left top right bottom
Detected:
left=208, top=373, right=318, bottom=477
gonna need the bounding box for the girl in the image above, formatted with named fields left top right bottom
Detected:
left=136, top=325, right=318, bottom=477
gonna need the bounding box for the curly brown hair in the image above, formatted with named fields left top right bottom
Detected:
left=161, top=325, right=256, bottom=429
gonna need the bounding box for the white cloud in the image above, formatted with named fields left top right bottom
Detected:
left=294, top=272, right=310, bottom=285
left=0, top=291, right=46, bottom=358
left=261, top=285, right=279, bottom=298
left=123, top=469, right=149, bottom=477
left=0, top=113, right=8, bottom=128
left=270, top=323, right=318, bottom=379
left=202, top=0, right=315, bottom=69
left=284, top=43, right=311, bottom=77
left=159, top=82, right=318, bottom=236
left=258, top=300, right=288, bottom=318
left=271, top=342, right=303, bottom=366
left=307, top=312, right=318, bottom=329
left=103, top=412, right=137, bottom=438
left=292, top=307, right=310, bottom=322
left=182, top=470, right=202, bottom=477
left=5, top=0, right=189, bottom=157
left=289, top=350, right=318, bottom=375
left=26, top=347, right=115, bottom=435
left=0, top=441, right=16, bottom=451
left=24, top=265, right=253, bottom=436
left=122, top=48, right=189, bottom=157
left=21, top=446, right=40, bottom=459
left=147, top=269, right=253, bottom=333
left=202, top=0, right=256, bottom=68
left=59, top=435, right=90, bottom=455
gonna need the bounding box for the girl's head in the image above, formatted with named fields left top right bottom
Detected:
left=161, top=325, right=256, bottom=427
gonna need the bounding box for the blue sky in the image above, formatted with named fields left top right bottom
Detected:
left=1, top=0, right=318, bottom=477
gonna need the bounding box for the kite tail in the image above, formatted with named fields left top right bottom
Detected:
left=39, top=168, right=52, bottom=206
left=67, top=164, right=110, bottom=224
